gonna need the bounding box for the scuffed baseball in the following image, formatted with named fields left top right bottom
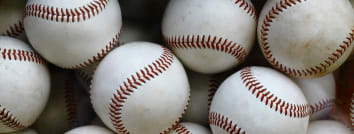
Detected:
left=168, top=122, right=211, bottom=134
left=257, top=0, right=354, bottom=78
left=295, top=73, right=336, bottom=121
left=34, top=68, right=94, bottom=134
left=182, top=72, right=221, bottom=126
left=0, top=36, right=50, bottom=133
left=307, top=120, right=352, bottom=134
left=162, top=0, right=256, bottom=74
left=64, top=125, right=114, bottom=134
left=91, top=42, right=190, bottom=134
left=0, top=1, right=26, bottom=39
left=209, top=66, right=310, bottom=134
left=24, top=0, right=122, bottom=68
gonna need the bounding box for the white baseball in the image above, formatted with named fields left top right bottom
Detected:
left=307, top=120, right=352, bottom=134
left=162, top=0, right=256, bottom=74
left=182, top=72, right=220, bottom=126
left=0, top=36, right=50, bottom=133
left=294, top=73, right=336, bottom=121
left=209, top=66, right=310, bottom=134
left=34, top=68, right=94, bottom=134
left=65, top=125, right=114, bottom=134
left=24, top=0, right=122, bottom=69
left=168, top=122, right=211, bottom=134
left=4, top=128, right=38, bottom=134
left=0, top=1, right=25, bottom=38
left=91, top=42, right=190, bottom=134
left=257, top=0, right=354, bottom=78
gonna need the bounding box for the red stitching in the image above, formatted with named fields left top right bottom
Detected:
left=259, top=0, right=354, bottom=77
left=68, top=31, right=120, bottom=69
left=174, top=124, right=191, bottom=134
left=165, top=35, right=247, bottom=63
left=209, top=112, right=246, bottom=134
left=108, top=46, right=190, bottom=134
left=0, top=48, right=45, bottom=64
left=208, top=78, right=220, bottom=111
left=2, top=21, right=24, bottom=37
left=24, top=0, right=109, bottom=23
left=0, top=105, right=26, bottom=130
left=77, top=69, right=93, bottom=87
left=309, top=98, right=334, bottom=114
left=240, top=67, right=311, bottom=118
left=234, top=0, right=257, bottom=19
left=64, top=74, right=79, bottom=128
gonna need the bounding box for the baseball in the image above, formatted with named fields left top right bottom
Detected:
left=257, top=0, right=354, bottom=78
left=209, top=66, right=310, bottom=134
left=24, top=0, right=122, bottom=69
left=34, top=68, right=94, bottom=134
left=162, top=0, right=256, bottom=74
left=90, top=42, right=190, bottom=134
left=168, top=122, right=211, bottom=134
left=4, top=128, right=38, bottom=134
left=0, top=1, right=25, bottom=38
left=0, top=36, right=50, bottom=133
left=65, top=125, right=114, bottom=134
left=294, top=73, right=336, bottom=121
left=307, top=120, right=352, bottom=134
left=182, top=71, right=221, bottom=126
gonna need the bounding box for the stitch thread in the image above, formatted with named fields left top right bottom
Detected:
left=234, top=0, right=257, bottom=19
left=174, top=124, right=190, bottom=134
left=208, top=78, right=220, bottom=110
left=240, top=67, right=310, bottom=118
left=0, top=48, right=45, bottom=64
left=108, top=46, right=189, bottom=134
left=259, top=0, right=354, bottom=77
left=76, top=69, right=93, bottom=87
left=209, top=112, right=246, bottom=134
left=64, top=74, right=79, bottom=128
left=309, top=98, right=334, bottom=115
left=2, top=21, right=24, bottom=37
left=24, top=0, right=109, bottom=23
left=165, top=35, right=247, bottom=63
left=0, top=105, right=26, bottom=130
left=69, top=31, right=120, bottom=69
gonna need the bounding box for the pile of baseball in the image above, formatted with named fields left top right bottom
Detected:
left=0, top=0, right=354, bottom=134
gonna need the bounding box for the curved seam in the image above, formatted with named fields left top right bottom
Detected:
left=234, top=0, right=257, bottom=20
left=0, top=105, right=26, bottom=130
left=309, top=98, right=334, bottom=114
left=165, top=35, right=248, bottom=63
left=259, top=0, right=354, bottom=77
left=0, top=48, right=46, bottom=64
left=208, top=78, right=220, bottom=111
left=65, top=31, right=121, bottom=69
left=64, top=74, right=79, bottom=128
left=2, top=20, right=24, bottom=37
left=240, top=67, right=311, bottom=118
left=174, top=124, right=191, bottom=134
left=24, top=0, right=110, bottom=23
left=209, top=112, right=246, bottom=134
left=108, top=46, right=189, bottom=134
